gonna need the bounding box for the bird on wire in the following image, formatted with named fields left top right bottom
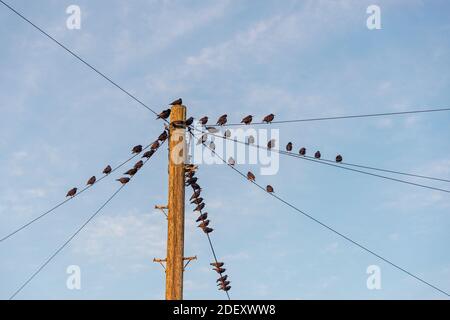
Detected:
left=186, top=170, right=195, bottom=179
left=217, top=275, right=228, bottom=283
left=286, top=142, right=293, bottom=152
left=224, top=129, right=231, bottom=138
left=103, top=165, right=112, bottom=175
left=170, top=98, right=182, bottom=105
left=209, top=141, right=216, bottom=152
left=134, top=160, right=144, bottom=169
left=266, top=185, right=274, bottom=193
left=151, top=141, right=160, bottom=150
left=142, top=150, right=155, bottom=159
left=197, top=133, right=208, bottom=145
left=211, top=262, right=225, bottom=268
left=185, top=117, right=194, bottom=127
left=191, top=183, right=201, bottom=191
left=194, top=203, right=205, bottom=212
left=86, top=176, right=96, bottom=186
left=214, top=267, right=226, bottom=273
left=190, top=190, right=201, bottom=200
left=299, top=147, right=306, bottom=156
left=218, top=281, right=231, bottom=287
left=206, top=127, right=219, bottom=133
left=203, top=227, right=214, bottom=234
left=247, top=135, right=255, bottom=144
left=186, top=177, right=198, bottom=186
left=216, top=114, right=228, bottom=126
left=336, top=154, right=343, bottom=163
left=191, top=197, right=203, bottom=205
left=241, top=115, right=253, bottom=125
left=132, top=145, right=143, bottom=154
left=157, top=109, right=171, bottom=120
left=196, top=212, right=208, bottom=222
left=124, top=168, right=138, bottom=176
left=66, top=187, right=77, bottom=198
left=247, top=171, right=256, bottom=182
left=263, top=113, right=275, bottom=123
left=315, top=151, right=321, bottom=159
left=199, top=116, right=208, bottom=125
left=158, top=131, right=168, bottom=142
left=267, top=139, right=276, bottom=150
left=228, top=157, right=236, bottom=166
left=198, top=220, right=210, bottom=228
left=116, top=177, right=130, bottom=185
left=219, top=285, right=231, bottom=292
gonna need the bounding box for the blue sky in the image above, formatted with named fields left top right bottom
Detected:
left=0, top=0, right=449, bottom=300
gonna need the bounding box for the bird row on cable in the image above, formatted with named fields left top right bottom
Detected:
left=211, top=262, right=231, bottom=292
left=246, top=170, right=275, bottom=194
left=65, top=130, right=168, bottom=198
left=195, top=113, right=275, bottom=127
left=285, top=142, right=343, bottom=163
left=186, top=171, right=213, bottom=235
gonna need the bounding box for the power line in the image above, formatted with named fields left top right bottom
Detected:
left=0, top=144, right=152, bottom=243
left=191, top=127, right=450, bottom=194
left=191, top=131, right=450, bottom=298
left=205, top=107, right=450, bottom=127
left=0, top=0, right=163, bottom=118
left=8, top=147, right=160, bottom=300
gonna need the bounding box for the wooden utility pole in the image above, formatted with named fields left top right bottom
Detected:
left=165, top=103, right=186, bottom=300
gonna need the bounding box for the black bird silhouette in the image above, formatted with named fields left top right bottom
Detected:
left=116, top=177, right=130, bottom=185
left=191, top=197, right=203, bottom=205
left=198, top=116, right=208, bottom=125
left=185, top=117, right=194, bottom=126
left=134, top=160, right=144, bottom=169
left=263, top=113, right=275, bottom=123
left=191, top=183, right=201, bottom=191
left=132, top=145, right=143, bottom=154
left=219, top=285, right=231, bottom=292
left=158, top=131, right=168, bottom=141
left=157, top=109, right=171, bottom=120
left=216, top=275, right=228, bottom=282
left=186, top=171, right=195, bottom=179
left=218, top=280, right=231, bottom=287
left=86, top=176, right=96, bottom=186
left=299, top=147, right=306, bottom=156
left=216, top=114, right=228, bottom=126
left=186, top=177, right=198, bottom=186
left=66, top=187, right=77, bottom=197
left=170, top=98, right=182, bottom=105
left=266, top=185, right=274, bottom=193
left=286, top=142, right=293, bottom=152
left=194, top=203, right=205, bottom=212
left=267, top=139, right=275, bottom=149
left=151, top=141, right=160, bottom=150
left=203, top=227, right=213, bottom=234
left=213, top=267, right=226, bottom=273
left=241, top=115, right=253, bottom=125
left=142, top=150, right=155, bottom=159
left=211, top=262, right=224, bottom=268
left=314, top=151, right=321, bottom=159
left=336, top=154, right=343, bottom=163
left=196, top=212, right=208, bottom=222
left=216, top=275, right=228, bottom=283
left=124, top=168, right=138, bottom=176
left=247, top=171, right=256, bottom=182
left=190, top=190, right=201, bottom=200
left=103, top=165, right=112, bottom=175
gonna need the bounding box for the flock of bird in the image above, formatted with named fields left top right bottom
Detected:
left=185, top=165, right=232, bottom=293
left=65, top=130, right=168, bottom=198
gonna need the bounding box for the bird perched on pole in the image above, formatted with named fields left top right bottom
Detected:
left=190, top=190, right=201, bottom=200
left=217, top=275, right=228, bottom=283
left=170, top=98, right=182, bottom=105
left=132, top=145, right=143, bottom=154
left=151, top=141, right=160, bottom=150
left=103, top=165, right=112, bottom=175
left=247, top=171, right=256, bottom=182
left=241, top=115, right=253, bottom=125
left=157, top=109, right=171, bottom=120
left=190, top=197, right=203, bottom=205
left=66, top=187, right=77, bottom=198
left=314, top=151, right=321, bottom=159
left=116, top=177, right=130, bottom=185
left=286, top=142, right=293, bottom=152
left=198, top=116, right=208, bottom=125
left=142, top=150, right=155, bottom=159
left=266, top=185, right=274, bottom=193
left=191, top=183, right=201, bottom=191
left=216, top=114, right=228, bottom=126
left=86, top=176, right=96, bottom=186
left=263, top=113, right=275, bottom=123
left=124, top=168, right=138, bottom=176
left=134, top=160, right=144, bottom=169
left=336, top=154, right=343, bottom=163
left=299, top=147, right=306, bottom=156
left=196, top=213, right=208, bottom=222
left=185, top=177, right=198, bottom=186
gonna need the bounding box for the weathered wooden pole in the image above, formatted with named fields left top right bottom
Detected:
left=165, top=103, right=186, bottom=300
